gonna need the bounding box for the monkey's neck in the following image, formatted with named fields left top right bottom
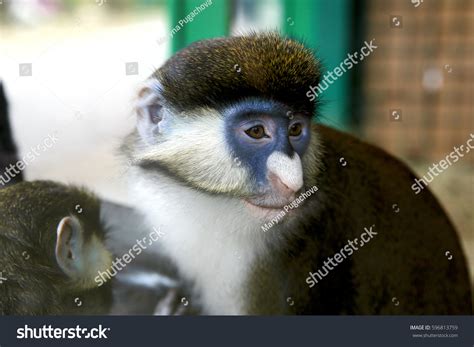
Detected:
left=130, top=169, right=276, bottom=315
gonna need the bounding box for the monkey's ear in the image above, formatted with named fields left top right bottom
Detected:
left=136, top=81, right=167, bottom=144
left=55, top=216, right=85, bottom=279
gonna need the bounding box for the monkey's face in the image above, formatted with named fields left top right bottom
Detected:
left=222, top=99, right=313, bottom=214
left=129, top=33, right=321, bottom=221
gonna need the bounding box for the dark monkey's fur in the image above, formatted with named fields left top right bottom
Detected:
left=0, top=181, right=112, bottom=315
left=247, top=126, right=471, bottom=314
left=0, top=82, right=23, bottom=187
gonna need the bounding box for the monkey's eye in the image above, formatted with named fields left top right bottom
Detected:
left=288, top=123, right=303, bottom=137
left=245, top=125, right=267, bottom=139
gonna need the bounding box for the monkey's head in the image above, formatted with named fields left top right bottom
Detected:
left=21, top=183, right=113, bottom=287
left=127, top=33, right=322, bottom=221
left=55, top=213, right=112, bottom=288
left=0, top=182, right=113, bottom=314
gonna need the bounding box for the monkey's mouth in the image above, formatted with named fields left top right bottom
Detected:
left=243, top=191, right=296, bottom=210
left=243, top=199, right=286, bottom=210
left=243, top=197, right=294, bottom=220
left=243, top=196, right=290, bottom=219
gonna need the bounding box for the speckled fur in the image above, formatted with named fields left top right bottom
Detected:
left=0, top=181, right=113, bottom=315
left=154, top=32, right=321, bottom=114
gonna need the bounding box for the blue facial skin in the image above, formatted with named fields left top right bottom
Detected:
left=223, top=98, right=312, bottom=193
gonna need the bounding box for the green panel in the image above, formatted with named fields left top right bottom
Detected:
left=283, top=0, right=319, bottom=50
left=283, top=0, right=352, bottom=130
left=167, top=0, right=230, bottom=54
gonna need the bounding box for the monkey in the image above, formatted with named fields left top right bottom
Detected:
left=121, top=32, right=472, bottom=315
left=0, top=181, right=113, bottom=315
left=0, top=82, right=23, bottom=188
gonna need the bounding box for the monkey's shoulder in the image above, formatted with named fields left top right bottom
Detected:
left=314, top=124, right=416, bottom=179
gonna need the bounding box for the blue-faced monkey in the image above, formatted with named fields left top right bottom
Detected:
left=122, top=33, right=471, bottom=315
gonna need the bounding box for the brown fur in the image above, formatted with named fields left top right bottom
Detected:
left=0, top=181, right=112, bottom=315
left=246, top=125, right=472, bottom=314
left=154, top=32, right=321, bottom=114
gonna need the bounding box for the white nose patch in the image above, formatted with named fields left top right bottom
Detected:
left=266, top=151, right=304, bottom=192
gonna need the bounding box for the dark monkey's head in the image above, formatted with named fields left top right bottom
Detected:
left=0, top=181, right=113, bottom=315
left=125, top=33, right=323, bottom=224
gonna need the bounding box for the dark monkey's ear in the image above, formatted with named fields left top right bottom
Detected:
left=55, top=216, right=85, bottom=279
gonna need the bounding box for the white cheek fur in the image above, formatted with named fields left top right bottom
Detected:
left=128, top=169, right=273, bottom=314
left=135, top=109, right=249, bottom=193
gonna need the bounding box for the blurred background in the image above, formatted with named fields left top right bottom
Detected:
left=0, top=0, right=472, bottom=284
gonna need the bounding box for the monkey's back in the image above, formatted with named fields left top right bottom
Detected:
left=289, top=125, right=472, bottom=314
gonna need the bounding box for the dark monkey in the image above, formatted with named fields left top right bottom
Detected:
left=0, top=82, right=23, bottom=188
left=122, top=33, right=471, bottom=314
left=0, top=181, right=113, bottom=315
